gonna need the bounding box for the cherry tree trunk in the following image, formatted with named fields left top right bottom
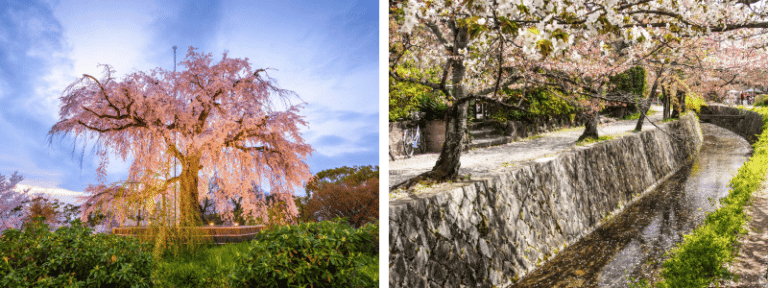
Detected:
left=635, top=72, right=661, bottom=131
left=431, top=101, right=469, bottom=180
left=671, top=90, right=685, bottom=118
left=663, top=86, right=671, bottom=119
left=634, top=101, right=650, bottom=131
left=578, top=112, right=599, bottom=141
left=179, top=155, right=203, bottom=225
left=430, top=25, right=470, bottom=181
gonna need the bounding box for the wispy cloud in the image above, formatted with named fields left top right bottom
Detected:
left=0, top=0, right=378, bottom=195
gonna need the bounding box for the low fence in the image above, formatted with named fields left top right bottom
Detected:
left=112, top=225, right=266, bottom=244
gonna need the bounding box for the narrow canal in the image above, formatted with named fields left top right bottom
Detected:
left=511, top=123, right=753, bottom=288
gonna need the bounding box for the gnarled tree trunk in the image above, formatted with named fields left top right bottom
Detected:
left=179, top=155, right=203, bottom=225
left=431, top=101, right=469, bottom=180
left=578, top=111, right=599, bottom=141
left=635, top=73, right=661, bottom=131
left=430, top=25, right=470, bottom=181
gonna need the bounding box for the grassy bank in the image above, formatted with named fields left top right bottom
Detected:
left=640, top=107, right=768, bottom=287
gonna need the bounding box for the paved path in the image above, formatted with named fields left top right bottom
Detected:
left=389, top=106, right=664, bottom=190
left=722, top=180, right=768, bottom=288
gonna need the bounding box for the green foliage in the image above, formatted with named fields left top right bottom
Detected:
left=501, top=87, right=576, bottom=122
left=0, top=219, right=154, bottom=288
left=609, top=66, right=647, bottom=98
left=686, top=93, right=706, bottom=113
left=652, top=108, right=768, bottom=287
left=621, top=109, right=656, bottom=120
left=389, top=64, right=442, bottom=122
left=229, top=219, right=378, bottom=287
left=755, top=94, right=768, bottom=106
left=417, top=95, right=449, bottom=121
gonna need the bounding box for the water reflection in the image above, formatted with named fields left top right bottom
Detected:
left=511, top=124, right=752, bottom=288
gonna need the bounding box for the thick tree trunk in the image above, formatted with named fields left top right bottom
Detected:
left=578, top=112, right=599, bottom=141
left=179, top=155, right=202, bottom=225
left=431, top=101, right=469, bottom=180
left=662, top=85, right=671, bottom=119
left=430, top=24, right=470, bottom=181
left=671, top=90, right=685, bottom=118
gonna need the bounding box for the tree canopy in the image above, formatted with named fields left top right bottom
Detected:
left=49, top=47, right=312, bottom=226
left=303, top=165, right=379, bottom=228
left=389, top=0, right=768, bottom=185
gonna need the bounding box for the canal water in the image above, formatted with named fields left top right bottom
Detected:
left=511, top=123, right=753, bottom=288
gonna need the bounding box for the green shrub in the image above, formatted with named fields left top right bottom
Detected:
left=417, top=95, right=448, bottom=121
left=0, top=219, right=153, bottom=288
left=389, top=63, right=442, bottom=122
left=501, top=87, right=576, bottom=122
left=755, top=94, right=768, bottom=106
left=685, top=93, right=706, bottom=113
left=609, top=66, right=648, bottom=98
left=652, top=108, right=768, bottom=287
left=229, top=219, right=378, bottom=287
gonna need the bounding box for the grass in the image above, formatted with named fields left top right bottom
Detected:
left=632, top=108, right=768, bottom=287
left=575, top=135, right=615, bottom=146
left=154, top=242, right=251, bottom=287
left=153, top=231, right=379, bottom=287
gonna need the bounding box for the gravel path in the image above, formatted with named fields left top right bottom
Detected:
left=389, top=106, right=664, bottom=190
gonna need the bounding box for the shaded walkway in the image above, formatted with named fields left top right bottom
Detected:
left=390, top=106, right=664, bottom=191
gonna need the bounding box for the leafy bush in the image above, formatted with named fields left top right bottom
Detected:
left=652, top=108, right=768, bottom=287
left=685, top=93, right=706, bottom=113
left=755, top=94, right=768, bottom=106
left=0, top=219, right=153, bottom=288
left=229, top=219, right=378, bottom=287
left=500, top=87, right=576, bottom=123
left=608, top=66, right=647, bottom=98
left=417, top=95, right=449, bottom=121
left=389, top=64, right=442, bottom=122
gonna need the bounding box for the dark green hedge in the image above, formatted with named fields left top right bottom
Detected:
left=608, top=66, right=647, bottom=98
left=0, top=220, right=154, bottom=288
left=230, top=219, right=378, bottom=288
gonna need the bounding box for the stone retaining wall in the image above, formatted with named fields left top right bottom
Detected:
left=699, top=105, right=764, bottom=144
left=389, top=113, right=703, bottom=288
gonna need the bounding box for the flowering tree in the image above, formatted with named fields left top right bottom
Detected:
left=0, top=172, right=30, bottom=231
left=50, top=47, right=312, bottom=226
left=390, top=0, right=768, bottom=184
left=22, top=195, right=61, bottom=228
left=303, top=165, right=378, bottom=228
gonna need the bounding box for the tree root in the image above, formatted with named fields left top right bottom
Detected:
left=389, top=170, right=459, bottom=192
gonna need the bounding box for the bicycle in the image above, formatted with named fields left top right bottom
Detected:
left=402, top=121, right=422, bottom=157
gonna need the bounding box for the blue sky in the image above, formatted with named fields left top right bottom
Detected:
left=0, top=0, right=378, bottom=196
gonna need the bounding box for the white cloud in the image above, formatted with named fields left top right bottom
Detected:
left=14, top=184, right=85, bottom=206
